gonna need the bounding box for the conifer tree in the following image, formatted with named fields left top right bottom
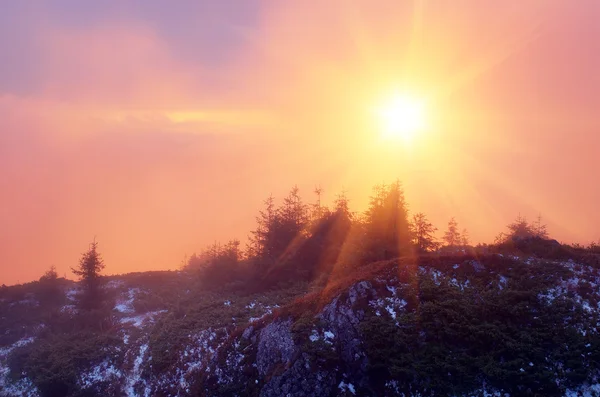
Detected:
left=364, top=180, right=411, bottom=260
left=533, top=214, right=549, bottom=239
left=461, top=228, right=470, bottom=246
left=248, top=195, right=277, bottom=259
left=334, top=189, right=351, bottom=218
left=410, top=212, right=439, bottom=253
left=38, top=265, right=63, bottom=305
left=443, top=217, right=461, bottom=247
left=71, top=239, right=105, bottom=309
left=507, top=214, right=535, bottom=239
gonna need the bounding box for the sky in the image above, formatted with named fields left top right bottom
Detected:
left=1, top=1, right=599, bottom=285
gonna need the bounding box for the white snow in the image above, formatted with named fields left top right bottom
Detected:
left=385, top=305, right=397, bottom=319
left=0, top=337, right=38, bottom=396
left=125, top=343, right=148, bottom=397
left=537, top=259, right=600, bottom=334
left=338, top=381, right=356, bottom=395
left=309, top=330, right=319, bottom=342
left=565, top=383, right=600, bottom=397
left=65, top=288, right=79, bottom=301
left=368, top=283, right=407, bottom=322
left=60, top=304, right=77, bottom=314
left=114, top=288, right=139, bottom=314
left=449, top=277, right=470, bottom=291
left=431, top=269, right=443, bottom=286
left=79, top=360, right=122, bottom=389
left=248, top=304, right=277, bottom=323
left=498, top=275, right=508, bottom=290
left=105, top=280, right=125, bottom=289
left=120, top=310, right=167, bottom=328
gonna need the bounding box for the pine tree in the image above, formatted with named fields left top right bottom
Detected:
left=71, top=240, right=105, bottom=309
left=364, top=180, right=411, bottom=260
left=533, top=214, right=549, bottom=239
left=248, top=195, right=277, bottom=259
left=461, top=228, right=470, bottom=246
left=38, top=265, right=62, bottom=305
left=443, top=218, right=461, bottom=247
left=280, top=185, right=308, bottom=231
left=40, top=265, right=58, bottom=283
left=312, top=186, right=324, bottom=222
left=334, top=189, right=351, bottom=218
left=507, top=214, right=535, bottom=239
left=410, top=213, right=439, bottom=253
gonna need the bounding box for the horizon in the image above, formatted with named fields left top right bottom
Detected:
left=2, top=1, right=600, bottom=286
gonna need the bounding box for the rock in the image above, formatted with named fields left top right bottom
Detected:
left=260, top=353, right=336, bottom=397
left=256, top=320, right=296, bottom=377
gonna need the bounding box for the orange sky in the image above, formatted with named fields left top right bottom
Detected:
left=1, top=1, right=599, bottom=285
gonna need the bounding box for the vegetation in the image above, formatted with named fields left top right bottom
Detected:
left=443, top=217, right=462, bottom=247
left=410, top=212, right=439, bottom=253
left=2, top=179, right=599, bottom=396
left=71, top=240, right=105, bottom=310
left=356, top=256, right=597, bottom=396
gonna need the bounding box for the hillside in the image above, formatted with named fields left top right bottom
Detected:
left=1, top=247, right=600, bottom=396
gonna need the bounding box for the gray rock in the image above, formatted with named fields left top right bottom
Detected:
left=256, top=319, right=296, bottom=377
left=319, top=281, right=371, bottom=376
left=260, top=353, right=336, bottom=397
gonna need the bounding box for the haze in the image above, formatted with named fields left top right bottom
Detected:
left=1, top=1, right=599, bottom=285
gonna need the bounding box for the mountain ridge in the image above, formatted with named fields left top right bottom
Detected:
left=1, top=245, right=600, bottom=396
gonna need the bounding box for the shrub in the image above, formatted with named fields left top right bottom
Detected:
left=8, top=331, right=122, bottom=397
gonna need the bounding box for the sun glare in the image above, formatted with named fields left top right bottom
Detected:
left=376, top=95, right=427, bottom=142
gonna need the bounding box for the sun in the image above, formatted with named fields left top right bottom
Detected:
left=376, top=95, right=427, bottom=142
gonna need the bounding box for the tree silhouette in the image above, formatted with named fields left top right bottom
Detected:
left=248, top=187, right=310, bottom=266
left=507, top=214, right=535, bottom=239
left=312, top=186, right=324, bottom=222
left=363, top=180, right=411, bottom=260
left=71, top=240, right=105, bottom=309
left=410, top=213, right=439, bottom=253
left=248, top=194, right=277, bottom=260
left=443, top=217, right=461, bottom=247
left=37, top=265, right=63, bottom=306
left=334, top=189, right=351, bottom=218
left=533, top=214, right=549, bottom=239
left=280, top=185, right=309, bottom=232
left=495, top=214, right=550, bottom=244
left=187, top=239, right=242, bottom=285
left=461, top=228, right=470, bottom=246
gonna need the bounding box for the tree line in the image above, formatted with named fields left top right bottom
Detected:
left=181, top=180, right=553, bottom=287
left=33, top=179, right=561, bottom=305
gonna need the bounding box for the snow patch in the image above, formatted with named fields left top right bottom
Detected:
left=309, top=330, right=319, bottom=342
left=338, top=380, right=356, bottom=395
left=79, top=360, right=122, bottom=389
left=0, top=337, right=38, bottom=396
left=385, top=305, right=397, bottom=319
left=125, top=343, right=148, bottom=397
left=565, top=382, right=600, bottom=397
left=114, top=288, right=140, bottom=314
left=120, top=310, right=167, bottom=328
